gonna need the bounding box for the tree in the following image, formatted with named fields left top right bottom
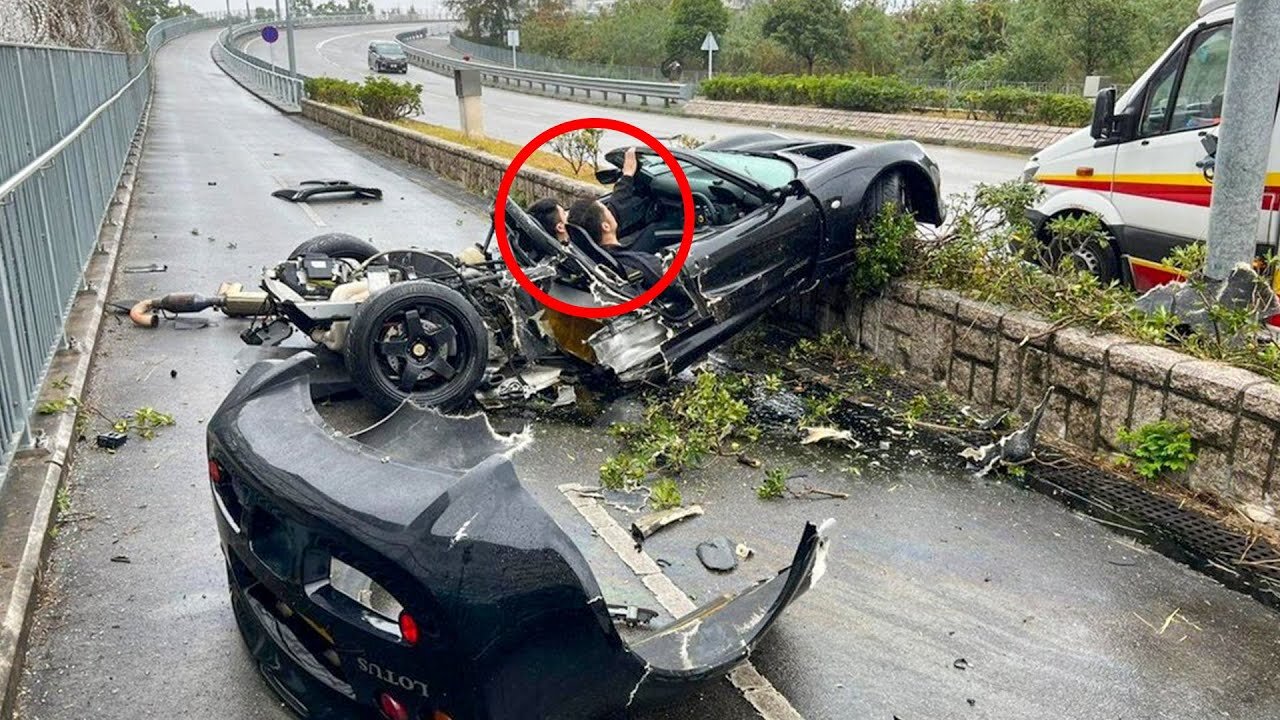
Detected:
left=447, top=0, right=524, bottom=40
left=761, top=0, right=848, bottom=74
left=124, top=0, right=196, bottom=34
left=522, top=0, right=589, bottom=58
left=664, top=0, right=728, bottom=66
left=846, top=0, right=903, bottom=76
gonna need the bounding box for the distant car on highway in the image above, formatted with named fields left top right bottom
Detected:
left=367, top=41, right=408, bottom=73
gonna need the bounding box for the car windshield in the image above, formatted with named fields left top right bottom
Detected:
left=641, top=151, right=796, bottom=190
left=374, top=43, right=405, bottom=56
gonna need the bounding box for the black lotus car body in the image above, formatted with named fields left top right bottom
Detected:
left=368, top=41, right=408, bottom=73
left=244, top=134, right=943, bottom=410
left=208, top=352, right=835, bottom=719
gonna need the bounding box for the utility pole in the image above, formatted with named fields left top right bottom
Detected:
left=285, top=0, right=297, bottom=75
left=275, top=0, right=281, bottom=20
left=225, top=0, right=233, bottom=29
left=245, top=0, right=252, bottom=21
left=1204, top=0, right=1280, bottom=281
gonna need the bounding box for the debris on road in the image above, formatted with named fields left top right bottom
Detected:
left=271, top=179, right=383, bottom=202
left=607, top=604, right=659, bottom=627
left=123, top=264, right=167, bottom=274
left=630, top=504, right=704, bottom=544
left=697, top=537, right=739, bottom=572
left=960, top=386, right=1055, bottom=476
left=953, top=658, right=970, bottom=670
left=109, top=555, right=131, bottom=564
left=95, top=432, right=128, bottom=450
left=800, top=425, right=858, bottom=446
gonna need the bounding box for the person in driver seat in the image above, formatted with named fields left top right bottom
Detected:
left=567, top=196, right=667, bottom=293
left=606, top=147, right=647, bottom=237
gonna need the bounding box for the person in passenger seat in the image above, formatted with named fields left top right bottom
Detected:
left=528, top=198, right=570, bottom=244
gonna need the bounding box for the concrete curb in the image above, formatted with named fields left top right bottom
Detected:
left=0, top=90, right=151, bottom=720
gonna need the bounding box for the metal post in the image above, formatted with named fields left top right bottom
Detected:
left=276, top=0, right=281, bottom=20
left=285, top=0, right=297, bottom=75
left=226, top=0, right=233, bottom=30
left=707, top=48, right=713, bottom=79
left=246, top=0, right=252, bottom=21
left=1205, top=0, right=1280, bottom=281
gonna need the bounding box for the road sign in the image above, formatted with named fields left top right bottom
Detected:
left=506, top=29, right=520, bottom=48
left=261, top=25, right=279, bottom=43
left=701, top=32, right=718, bottom=79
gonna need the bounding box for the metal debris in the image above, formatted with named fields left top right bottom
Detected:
left=960, top=387, right=1055, bottom=477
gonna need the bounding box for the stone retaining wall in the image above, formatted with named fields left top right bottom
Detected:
left=685, top=99, right=1075, bottom=155
left=300, top=101, right=599, bottom=205
left=794, top=281, right=1280, bottom=506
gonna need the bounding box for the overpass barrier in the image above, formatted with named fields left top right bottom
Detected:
left=396, top=28, right=693, bottom=108
left=0, top=13, right=218, bottom=477
left=213, top=14, right=457, bottom=112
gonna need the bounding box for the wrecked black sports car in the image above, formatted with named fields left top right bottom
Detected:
left=207, top=352, right=835, bottom=719
left=242, top=133, right=943, bottom=410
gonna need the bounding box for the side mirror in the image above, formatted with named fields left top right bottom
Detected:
left=1090, top=87, right=1117, bottom=140
left=1201, top=132, right=1218, bottom=157
left=595, top=167, right=622, bottom=185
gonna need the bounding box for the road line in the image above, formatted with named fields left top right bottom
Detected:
left=558, top=483, right=805, bottom=720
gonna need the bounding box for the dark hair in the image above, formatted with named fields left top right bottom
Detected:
left=568, top=197, right=606, bottom=245
left=527, top=198, right=561, bottom=238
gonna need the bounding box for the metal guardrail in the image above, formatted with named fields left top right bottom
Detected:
left=214, top=14, right=456, bottom=111
left=447, top=33, right=707, bottom=84
left=0, top=13, right=216, bottom=477
left=397, top=29, right=693, bottom=107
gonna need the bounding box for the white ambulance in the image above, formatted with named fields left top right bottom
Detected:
left=1023, top=0, right=1267, bottom=294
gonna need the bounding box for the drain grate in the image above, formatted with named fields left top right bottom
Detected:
left=1028, top=455, right=1280, bottom=608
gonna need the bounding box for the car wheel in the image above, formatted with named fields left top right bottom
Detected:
left=858, top=171, right=910, bottom=227
left=1067, top=237, right=1120, bottom=284
left=344, top=280, right=488, bottom=412
left=288, top=233, right=379, bottom=262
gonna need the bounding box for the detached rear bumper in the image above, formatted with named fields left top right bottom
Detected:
left=207, top=352, right=832, bottom=719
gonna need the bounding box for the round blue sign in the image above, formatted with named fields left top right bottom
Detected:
left=261, top=25, right=279, bottom=43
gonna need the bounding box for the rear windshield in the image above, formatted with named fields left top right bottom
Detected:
left=373, top=43, right=405, bottom=55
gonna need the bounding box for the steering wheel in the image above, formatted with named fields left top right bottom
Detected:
left=690, top=191, right=717, bottom=228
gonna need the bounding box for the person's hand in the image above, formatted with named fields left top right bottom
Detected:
left=622, top=146, right=638, bottom=177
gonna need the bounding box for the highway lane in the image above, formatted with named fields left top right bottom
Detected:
left=241, top=24, right=1028, bottom=198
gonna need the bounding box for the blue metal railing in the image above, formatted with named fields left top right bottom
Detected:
left=0, top=13, right=215, bottom=477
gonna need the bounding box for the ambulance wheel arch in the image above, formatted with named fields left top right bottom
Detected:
left=1033, top=190, right=1124, bottom=283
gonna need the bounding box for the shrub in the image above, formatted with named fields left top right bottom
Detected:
left=304, top=76, right=360, bottom=106
left=1116, top=421, right=1197, bottom=480
left=700, top=74, right=1090, bottom=126
left=848, top=201, right=916, bottom=296
left=1033, top=93, right=1093, bottom=126
left=354, top=76, right=424, bottom=121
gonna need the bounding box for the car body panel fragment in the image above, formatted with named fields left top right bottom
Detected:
left=207, top=353, right=832, bottom=719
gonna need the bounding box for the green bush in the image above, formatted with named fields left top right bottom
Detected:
left=1033, top=93, right=1094, bottom=127
left=700, top=74, right=1091, bottom=126
left=354, top=76, right=424, bottom=122
left=304, top=76, right=360, bottom=106
left=1116, top=421, right=1197, bottom=481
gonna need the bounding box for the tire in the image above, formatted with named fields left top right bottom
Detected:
left=858, top=171, right=910, bottom=227
left=288, top=233, right=379, bottom=262
left=344, top=280, right=488, bottom=412
left=1068, top=237, right=1120, bottom=284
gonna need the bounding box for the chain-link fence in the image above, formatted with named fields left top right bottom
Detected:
left=0, top=0, right=135, bottom=51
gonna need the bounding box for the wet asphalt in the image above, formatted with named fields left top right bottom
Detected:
left=13, top=24, right=1280, bottom=720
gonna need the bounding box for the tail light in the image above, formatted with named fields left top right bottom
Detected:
left=378, top=692, right=409, bottom=720
left=208, top=459, right=223, bottom=484
left=398, top=611, right=420, bottom=647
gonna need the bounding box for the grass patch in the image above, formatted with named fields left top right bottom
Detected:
left=396, top=118, right=602, bottom=184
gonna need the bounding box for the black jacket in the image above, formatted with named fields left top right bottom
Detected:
left=605, top=174, right=648, bottom=237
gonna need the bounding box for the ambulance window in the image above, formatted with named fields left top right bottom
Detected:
left=1140, top=48, right=1183, bottom=136
left=1170, top=24, right=1232, bottom=131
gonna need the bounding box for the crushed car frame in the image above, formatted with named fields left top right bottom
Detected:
left=241, top=134, right=943, bottom=410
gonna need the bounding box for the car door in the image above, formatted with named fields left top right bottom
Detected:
left=1111, top=21, right=1234, bottom=264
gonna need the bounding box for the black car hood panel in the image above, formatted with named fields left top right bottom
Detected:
left=207, top=353, right=833, bottom=719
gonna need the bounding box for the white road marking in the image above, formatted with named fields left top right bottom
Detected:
left=559, top=483, right=805, bottom=720
left=314, top=27, right=415, bottom=71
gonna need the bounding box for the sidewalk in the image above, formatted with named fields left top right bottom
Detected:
left=683, top=98, right=1075, bottom=154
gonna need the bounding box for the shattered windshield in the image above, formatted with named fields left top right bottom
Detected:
left=641, top=151, right=796, bottom=190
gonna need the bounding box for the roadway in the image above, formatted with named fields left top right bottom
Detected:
left=13, top=22, right=1280, bottom=720
left=239, top=24, right=1027, bottom=198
